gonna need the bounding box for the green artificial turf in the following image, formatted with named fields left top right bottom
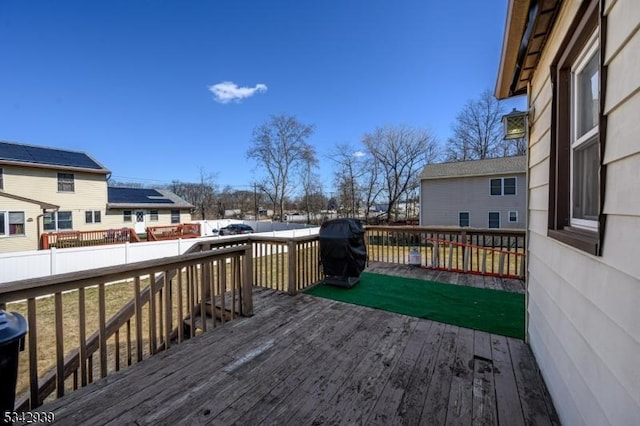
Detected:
left=304, top=272, right=525, bottom=339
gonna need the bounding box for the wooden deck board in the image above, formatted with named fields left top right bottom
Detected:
left=34, top=264, right=554, bottom=426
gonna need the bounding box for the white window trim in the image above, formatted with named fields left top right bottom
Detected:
left=570, top=30, right=599, bottom=232
left=508, top=210, right=518, bottom=223
left=57, top=172, right=75, bottom=192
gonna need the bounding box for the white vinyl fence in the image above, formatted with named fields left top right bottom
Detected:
left=1, top=223, right=319, bottom=284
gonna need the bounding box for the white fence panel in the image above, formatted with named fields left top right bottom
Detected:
left=0, top=250, right=52, bottom=283
left=0, top=226, right=319, bottom=284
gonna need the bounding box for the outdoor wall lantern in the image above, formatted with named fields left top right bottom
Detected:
left=502, top=108, right=528, bottom=140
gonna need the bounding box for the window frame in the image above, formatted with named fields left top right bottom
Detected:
left=0, top=167, right=3, bottom=190
left=458, top=211, right=470, bottom=227
left=123, top=210, right=132, bottom=223
left=0, top=211, right=26, bottom=236
left=548, top=0, right=604, bottom=255
left=488, top=212, right=500, bottom=229
left=170, top=210, right=180, bottom=224
left=150, top=210, right=159, bottom=221
left=490, top=177, right=517, bottom=196
left=57, top=172, right=75, bottom=192
left=509, top=210, right=518, bottom=223
left=85, top=210, right=102, bottom=224
left=43, top=211, right=73, bottom=231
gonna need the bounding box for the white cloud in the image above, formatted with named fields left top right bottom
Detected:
left=208, top=81, right=268, bottom=104
left=353, top=151, right=365, bottom=158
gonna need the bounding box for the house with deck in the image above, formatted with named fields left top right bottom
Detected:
left=0, top=140, right=193, bottom=253
left=419, top=156, right=526, bottom=229
left=496, top=0, right=640, bottom=423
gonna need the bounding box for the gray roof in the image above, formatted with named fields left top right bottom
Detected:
left=420, top=156, right=526, bottom=180
left=0, top=140, right=109, bottom=173
left=107, top=187, right=194, bottom=209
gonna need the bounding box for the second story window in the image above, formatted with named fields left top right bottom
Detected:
left=490, top=177, right=517, bottom=195
left=0, top=167, right=3, bottom=190
left=57, top=172, right=75, bottom=192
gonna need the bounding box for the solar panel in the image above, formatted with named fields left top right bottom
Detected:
left=108, top=187, right=174, bottom=204
left=0, top=141, right=104, bottom=170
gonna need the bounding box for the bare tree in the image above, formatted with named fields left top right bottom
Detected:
left=363, top=125, right=439, bottom=222
left=168, top=168, right=217, bottom=219
left=247, top=114, right=316, bottom=220
left=330, top=144, right=361, bottom=217
left=446, top=90, right=506, bottom=161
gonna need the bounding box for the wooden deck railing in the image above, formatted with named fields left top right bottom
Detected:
left=0, top=244, right=253, bottom=411
left=146, top=223, right=201, bottom=241
left=40, top=228, right=141, bottom=250
left=365, top=225, right=526, bottom=279
left=196, top=234, right=322, bottom=294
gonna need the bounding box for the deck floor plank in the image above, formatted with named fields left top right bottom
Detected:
left=30, top=263, right=555, bottom=426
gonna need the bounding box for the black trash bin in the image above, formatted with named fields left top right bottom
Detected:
left=0, top=310, right=27, bottom=418
left=319, top=218, right=367, bottom=288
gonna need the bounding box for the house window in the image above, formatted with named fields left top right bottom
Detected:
left=43, top=211, right=73, bottom=231
left=57, top=173, right=75, bottom=192
left=0, top=167, right=3, bottom=190
left=548, top=0, right=602, bottom=255
left=503, top=178, right=516, bottom=195
left=490, top=179, right=502, bottom=195
left=123, top=210, right=132, bottom=222
left=488, top=212, right=500, bottom=229
left=150, top=210, right=159, bottom=221
left=509, top=211, right=518, bottom=223
left=458, top=212, right=470, bottom=227
left=490, top=177, right=517, bottom=195
left=0, top=211, right=25, bottom=236
left=85, top=210, right=101, bottom=224
left=171, top=210, right=180, bottom=224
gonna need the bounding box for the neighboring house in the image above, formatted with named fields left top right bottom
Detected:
left=419, top=156, right=526, bottom=229
left=106, top=187, right=194, bottom=234
left=0, top=141, right=193, bottom=253
left=496, top=0, right=639, bottom=424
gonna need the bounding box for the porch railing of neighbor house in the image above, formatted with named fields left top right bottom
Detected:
left=40, top=228, right=141, bottom=250
left=0, top=243, right=253, bottom=411
left=146, top=223, right=201, bottom=241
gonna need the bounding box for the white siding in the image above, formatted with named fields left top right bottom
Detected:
left=523, top=0, right=640, bottom=424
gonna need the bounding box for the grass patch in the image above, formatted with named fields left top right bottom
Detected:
left=305, top=271, right=525, bottom=339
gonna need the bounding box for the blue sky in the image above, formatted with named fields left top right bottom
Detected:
left=0, top=0, right=525, bottom=192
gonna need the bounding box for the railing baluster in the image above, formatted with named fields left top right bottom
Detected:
left=78, top=287, right=87, bottom=387
left=55, top=292, right=64, bottom=397
left=149, top=274, right=157, bottom=355
left=177, top=267, right=184, bottom=343
left=98, top=283, right=107, bottom=378
left=200, top=262, right=207, bottom=333
left=134, top=276, right=143, bottom=362
left=27, top=298, right=38, bottom=409
left=126, top=319, right=132, bottom=366
left=163, top=272, right=171, bottom=349
left=115, top=329, right=120, bottom=372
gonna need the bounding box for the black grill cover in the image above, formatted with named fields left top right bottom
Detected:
left=319, top=218, right=367, bottom=280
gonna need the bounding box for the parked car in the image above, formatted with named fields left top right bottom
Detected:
left=219, top=224, right=254, bottom=236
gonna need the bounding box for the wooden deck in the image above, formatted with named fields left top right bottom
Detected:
left=35, top=266, right=556, bottom=425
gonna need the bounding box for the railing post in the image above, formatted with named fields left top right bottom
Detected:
left=241, top=245, right=254, bottom=316
left=287, top=240, right=297, bottom=295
